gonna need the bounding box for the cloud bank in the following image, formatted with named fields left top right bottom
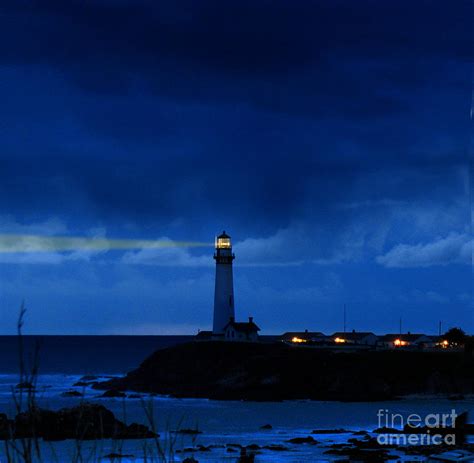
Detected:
left=377, top=233, right=471, bottom=268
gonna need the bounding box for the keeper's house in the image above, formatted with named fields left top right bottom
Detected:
left=280, top=330, right=326, bottom=344
left=223, top=317, right=260, bottom=342
left=378, top=333, right=431, bottom=349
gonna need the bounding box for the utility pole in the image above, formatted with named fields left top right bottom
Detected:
left=343, top=304, right=346, bottom=334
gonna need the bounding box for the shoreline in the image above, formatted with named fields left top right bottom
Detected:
left=3, top=372, right=474, bottom=404
left=1, top=372, right=473, bottom=462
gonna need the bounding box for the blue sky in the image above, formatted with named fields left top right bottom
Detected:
left=0, top=0, right=472, bottom=334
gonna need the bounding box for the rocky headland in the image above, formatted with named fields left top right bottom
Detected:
left=95, top=341, right=474, bottom=401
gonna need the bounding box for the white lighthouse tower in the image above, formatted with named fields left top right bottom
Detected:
left=212, top=231, right=235, bottom=334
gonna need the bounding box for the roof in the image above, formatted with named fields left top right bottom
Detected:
left=224, top=320, right=260, bottom=333
left=379, top=334, right=429, bottom=342
left=217, top=231, right=231, bottom=239
left=281, top=331, right=324, bottom=340
left=332, top=332, right=376, bottom=341
left=195, top=330, right=212, bottom=339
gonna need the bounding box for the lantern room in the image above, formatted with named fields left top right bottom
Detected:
left=215, top=231, right=232, bottom=249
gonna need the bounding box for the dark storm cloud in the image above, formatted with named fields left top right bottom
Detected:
left=0, top=0, right=470, bottom=138
left=2, top=1, right=470, bottom=70
left=0, top=0, right=470, bottom=228
left=0, top=1, right=470, bottom=111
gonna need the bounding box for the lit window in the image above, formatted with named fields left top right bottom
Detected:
left=394, top=339, right=408, bottom=347
left=334, top=337, right=346, bottom=343
left=291, top=337, right=306, bottom=343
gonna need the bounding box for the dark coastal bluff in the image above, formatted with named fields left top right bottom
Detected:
left=96, top=341, right=474, bottom=401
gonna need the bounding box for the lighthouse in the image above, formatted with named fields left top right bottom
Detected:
left=212, top=231, right=235, bottom=334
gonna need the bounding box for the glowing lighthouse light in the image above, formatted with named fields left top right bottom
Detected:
left=215, top=235, right=231, bottom=249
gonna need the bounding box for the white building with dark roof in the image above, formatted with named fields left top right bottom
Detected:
left=331, top=331, right=378, bottom=346
left=280, top=330, right=326, bottom=343
left=224, top=317, right=260, bottom=342
left=378, top=333, right=431, bottom=349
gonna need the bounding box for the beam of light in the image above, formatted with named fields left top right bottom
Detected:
left=0, top=234, right=211, bottom=254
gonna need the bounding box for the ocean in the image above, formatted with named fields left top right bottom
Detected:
left=0, top=335, right=194, bottom=374
left=0, top=336, right=473, bottom=462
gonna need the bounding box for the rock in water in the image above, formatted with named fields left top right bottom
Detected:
left=15, top=381, right=35, bottom=390
left=101, top=389, right=127, bottom=398
left=103, top=453, right=134, bottom=459
left=287, top=436, right=317, bottom=444
left=172, top=428, right=202, bottom=435
left=238, top=448, right=255, bottom=463
left=4, top=403, right=157, bottom=441
left=60, top=390, right=83, bottom=398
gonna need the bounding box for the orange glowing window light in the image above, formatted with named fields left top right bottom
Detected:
left=394, top=339, right=407, bottom=347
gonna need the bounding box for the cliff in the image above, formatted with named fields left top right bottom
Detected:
left=96, top=341, right=474, bottom=401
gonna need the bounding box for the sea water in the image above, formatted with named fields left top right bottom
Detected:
left=0, top=336, right=473, bottom=462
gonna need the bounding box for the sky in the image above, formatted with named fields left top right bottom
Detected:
left=0, top=0, right=472, bottom=335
